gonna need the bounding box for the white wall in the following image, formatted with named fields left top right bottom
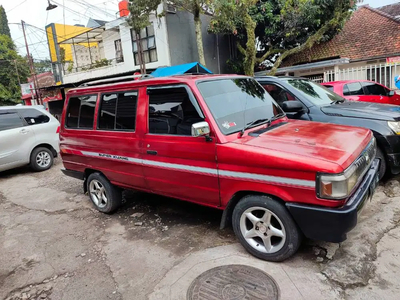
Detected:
left=63, top=6, right=171, bottom=84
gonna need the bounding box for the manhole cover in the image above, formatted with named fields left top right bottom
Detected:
left=187, top=264, right=279, bottom=300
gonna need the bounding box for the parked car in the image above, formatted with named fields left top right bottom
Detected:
left=321, top=80, right=400, bottom=105
left=0, top=106, right=60, bottom=172
left=60, top=75, right=379, bottom=262
left=256, top=76, right=400, bottom=179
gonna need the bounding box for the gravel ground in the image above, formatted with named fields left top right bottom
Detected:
left=1, top=159, right=400, bottom=300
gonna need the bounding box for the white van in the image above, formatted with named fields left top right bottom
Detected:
left=0, top=106, right=60, bottom=172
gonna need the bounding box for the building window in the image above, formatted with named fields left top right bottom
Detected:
left=131, top=25, right=157, bottom=66
left=115, top=39, right=124, bottom=63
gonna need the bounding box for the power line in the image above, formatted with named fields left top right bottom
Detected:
left=6, top=0, right=29, bottom=13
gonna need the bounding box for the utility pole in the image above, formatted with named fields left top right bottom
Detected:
left=13, top=60, right=21, bottom=85
left=21, top=20, right=42, bottom=105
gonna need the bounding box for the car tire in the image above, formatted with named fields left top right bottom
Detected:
left=30, top=147, right=54, bottom=172
left=87, top=173, right=122, bottom=214
left=376, top=147, right=386, bottom=180
left=232, top=195, right=302, bottom=262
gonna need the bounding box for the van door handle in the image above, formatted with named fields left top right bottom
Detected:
left=147, top=150, right=157, bottom=155
left=20, top=129, right=29, bottom=134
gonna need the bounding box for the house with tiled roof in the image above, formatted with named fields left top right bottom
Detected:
left=257, top=4, right=400, bottom=89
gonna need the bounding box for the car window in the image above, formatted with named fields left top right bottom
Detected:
left=18, top=108, right=50, bottom=125
left=323, top=85, right=334, bottom=91
left=147, top=86, right=203, bottom=136
left=198, top=78, right=283, bottom=135
left=66, top=95, right=97, bottom=129
left=343, top=82, right=364, bottom=96
left=262, top=84, right=296, bottom=106
left=362, top=82, right=389, bottom=96
left=98, top=90, right=138, bottom=131
left=0, top=111, right=24, bottom=131
left=284, top=79, right=344, bottom=105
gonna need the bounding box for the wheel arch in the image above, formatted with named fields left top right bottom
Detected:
left=219, top=191, right=285, bottom=229
left=83, top=168, right=107, bottom=193
left=30, top=143, right=58, bottom=161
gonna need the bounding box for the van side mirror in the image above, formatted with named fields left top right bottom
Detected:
left=280, top=100, right=303, bottom=113
left=192, top=121, right=210, bottom=137
left=388, top=90, right=395, bottom=97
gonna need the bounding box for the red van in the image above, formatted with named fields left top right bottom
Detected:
left=60, top=75, right=379, bottom=261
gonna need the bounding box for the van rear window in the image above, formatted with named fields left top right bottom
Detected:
left=66, top=95, right=97, bottom=129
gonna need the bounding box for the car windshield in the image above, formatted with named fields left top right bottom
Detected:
left=197, top=78, right=284, bottom=135
left=284, top=79, right=345, bottom=105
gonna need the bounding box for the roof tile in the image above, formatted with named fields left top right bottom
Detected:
left=282, top=6, right=400, bottom=67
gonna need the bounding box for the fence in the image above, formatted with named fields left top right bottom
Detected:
left=323, top=62, right=400, bottom=89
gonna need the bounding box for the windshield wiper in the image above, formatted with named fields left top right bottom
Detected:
left=332, top=99, right=345, bottom=104
left=239, top=113, right=286, bottom=137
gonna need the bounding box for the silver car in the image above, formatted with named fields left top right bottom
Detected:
left=0, top=106, right=60, bottom=172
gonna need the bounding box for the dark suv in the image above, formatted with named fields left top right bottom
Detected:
left=256, top=76, right=400, bottom=179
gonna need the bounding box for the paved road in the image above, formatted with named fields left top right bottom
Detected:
left=1, top=159, right=400, bottom=300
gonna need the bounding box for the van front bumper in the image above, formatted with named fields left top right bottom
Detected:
left=286, top=159, right=380, bottom=243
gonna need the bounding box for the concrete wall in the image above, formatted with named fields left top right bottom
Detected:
left=165, top=11, right=231, bottom=74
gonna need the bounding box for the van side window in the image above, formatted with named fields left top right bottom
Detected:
left=262, top=84, right=296, bottom=106
left=98, top=90, right=137, bottom=131
left=147, top=86, right=203, bottom=135
left=66, top=95, right=97, bottom=129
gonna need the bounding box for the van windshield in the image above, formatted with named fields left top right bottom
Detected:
left=197, top=78, right=284, bottom=135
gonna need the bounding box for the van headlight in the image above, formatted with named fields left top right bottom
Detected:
left=317, top=138, right=376, bottom=200
left=388, top=121, right=400, bottom=135
left=317, top=164, right=359, bottom=199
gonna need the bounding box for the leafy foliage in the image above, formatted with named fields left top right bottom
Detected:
left=171, top=0, right=213, bottom=66
left=0, top=6, right=10, bottom=38
left=127, top=0, right=163, bottom=35
left=210, top=0, right=357, bottom=76
left=34, top=59, right=52, bottom=74
left=0, top=34, right=30, bottom=106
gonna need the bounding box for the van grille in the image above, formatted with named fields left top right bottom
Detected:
left=353, top=138, right=376, bottom=179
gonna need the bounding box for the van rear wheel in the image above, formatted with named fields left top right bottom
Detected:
left=87, top=173, right=122, bottom=214
left=232, top=195, right=301, bottom=262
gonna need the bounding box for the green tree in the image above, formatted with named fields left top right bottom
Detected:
left=0, top=6, right=11, bottom=38
left=209, top=0, right=258, bottom=76
left=210, top=0, right=357, bottom=76
left=127, top=0, right=163, bottom=73
left=0, top=34, right=30, bottom=105
left=34, top=59, right=52, bottom=73
left=170, top=0, right=212, bottom=67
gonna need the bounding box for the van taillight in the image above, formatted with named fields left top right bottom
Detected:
left=56, top=126, right=60, bottom=133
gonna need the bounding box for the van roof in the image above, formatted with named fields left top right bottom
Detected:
left=66, top=74, right=247, bottom=96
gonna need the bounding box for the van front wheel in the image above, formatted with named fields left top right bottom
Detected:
left=87, top=173, right=122, bottom=214
left=232, top=195, right=301, bottom=262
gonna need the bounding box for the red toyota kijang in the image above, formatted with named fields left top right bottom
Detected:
left=60, top=75, right=379, bottom=261
left=322, top=80, right=400, bottom=105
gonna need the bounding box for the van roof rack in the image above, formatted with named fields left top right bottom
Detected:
left=80, top=74, right=153, bottom=87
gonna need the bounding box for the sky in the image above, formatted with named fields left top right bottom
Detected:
left=0, top=0, right=399, bottom=60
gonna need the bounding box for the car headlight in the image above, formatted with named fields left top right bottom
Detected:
left=317, top=138, right=376, bottom=200
left=317, top=164, right=359, bottom=199
left=388, top=121, right=400, bottom=135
